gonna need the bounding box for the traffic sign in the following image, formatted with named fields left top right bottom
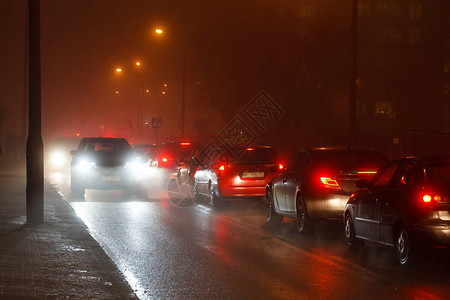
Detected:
left=152, top=118, right=162, bottom=128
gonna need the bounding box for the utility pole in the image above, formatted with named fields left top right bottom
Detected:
left=349, top=0, right=357, bottom=148
left=26, top=0, right=43, bottom=224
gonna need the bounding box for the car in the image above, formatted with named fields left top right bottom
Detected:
left=265, top=147, right=388, bottom=233
left=166, top=146, right=204, bottom=206
left=193, top=145, right=283, bottom=207
left=70, top=137, right=143, bottom=198
left=343, top=155, right=450, bottom=265
left=46, top=136, right=81, bottom=172
left=149, top=141, right=201, bottom=184
left=132, top=144, right=158, bottom=164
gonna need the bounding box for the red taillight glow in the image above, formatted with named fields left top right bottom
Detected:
left=320, top=177, right=340, bottom=189
left=162, top=157, right=168, bottom=162
left=219, top=165, right=225, bottom=171
left=422, top=194, right=442, bottom=203
left=245, top=147, right=255, bottom=151
left=357, top=171, right=377, bottom=175
left=423, top=195, right=432, bottom=203
left=278, top=164, right=284, bottom=170
left=180, top=142, right=190, bottom=146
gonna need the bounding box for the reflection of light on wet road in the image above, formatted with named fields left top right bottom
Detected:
left=47, top=171, right=69, bottom=186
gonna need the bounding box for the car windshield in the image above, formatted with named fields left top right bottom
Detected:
left=81, top=139, right=132, bottom=157
left=312, top=150, right=387, bottom=170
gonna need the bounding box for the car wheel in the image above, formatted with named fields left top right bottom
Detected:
left=296, top=195, right=314, bottom=234
left=395, top=225, right=412, bottom=265
left=71, top=175, right=85, bottom=198
left=345, top=213, right=363, bottom=250
left=265, top=189, right=282, bottom=224
left=209, top=183, right=219, bottom=208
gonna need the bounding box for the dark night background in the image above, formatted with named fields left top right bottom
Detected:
left=1, top=0, right=449, bottom=161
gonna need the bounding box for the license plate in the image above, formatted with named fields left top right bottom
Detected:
left=102, top=176, right=121, bottom=183
left=241, top=171, right=264, bottom=178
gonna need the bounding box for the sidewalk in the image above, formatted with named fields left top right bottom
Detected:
left=0, top=160, right=138, bottom=299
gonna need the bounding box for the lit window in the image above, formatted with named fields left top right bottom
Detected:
left=409, top=3, right=423, bottom=20
left=376, top=2, right=400, bottom=17
left=444, top=82, right=450, bottom=95
left=298, top=6, right=314, bottom=18
left=358, top=2, right=370, bottom=17
left=408, top=27, right=420, bottom=43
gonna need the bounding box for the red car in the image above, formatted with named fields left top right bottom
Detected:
left=193, top=146, right=283, bottom=207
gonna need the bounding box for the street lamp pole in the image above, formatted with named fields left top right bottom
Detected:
left=181, top=45, right=186, bottom=137
left=115, top=63, right=144, bottom=133
left=26, top=0, right=44, bottom=224
left=155, top=28, right=186, bottom=137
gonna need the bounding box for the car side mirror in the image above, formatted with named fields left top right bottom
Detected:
left=355, top=179, right=370, bottom=189
left=70, top=150, right=77, bottom=156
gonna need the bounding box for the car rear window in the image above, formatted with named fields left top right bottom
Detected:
left=157, top=144, right=192, bottom=161
left=426, top=162, right=450, bottom=191
left=231, top=147, right=276, bottom=163
left=312, top=150, right=387, bottom=170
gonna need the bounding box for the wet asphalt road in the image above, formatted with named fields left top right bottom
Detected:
left=48, top=171, right=450, bottom=300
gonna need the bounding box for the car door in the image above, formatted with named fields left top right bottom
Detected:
left=284, top=151, right=311, bottom=213
left=379, top=160, right=423, bottom=246
left=355, top=160, right=401, bottom=242
left=274, top=152, right=300, bottom=212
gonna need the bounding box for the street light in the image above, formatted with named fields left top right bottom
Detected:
left=114, top=62, right=144, bottom=132
left=154, top=27, right=186, bottom=137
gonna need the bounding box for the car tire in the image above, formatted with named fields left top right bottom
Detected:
left=209, top=183, right=219, bottom=208
left=265, top=189, right=282, bottom=224
left=296, top=195, right=314, bottom=234
left=345, top=213, right=363, bottom=250
left=71, top=175, right=85, bottom=199
left=395, top=225, right=413, bottom=266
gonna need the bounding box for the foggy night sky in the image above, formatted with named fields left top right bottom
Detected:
left=6, top=0, right=445, bottom=159
left=2, top=0, right=306, bottom=144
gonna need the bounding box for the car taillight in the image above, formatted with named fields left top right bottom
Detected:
left=320, top=177, right=341, bottom=190
left=218, top=164, right=226, bottom=179
left=180, top=142, right=190, bottom=146
left=422, top=193, right=442, bottom=203
left=162, top=157, right=168, bottom=162
left=357, top=170, right=377, bottom=175
left=278, top=164, right=284, bottom=171
left=245, top=147, right=255, bottom=151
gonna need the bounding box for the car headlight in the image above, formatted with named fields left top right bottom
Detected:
left=78, top=159, right=95, bottom=172
left=126, top=159, right=148, bottom=179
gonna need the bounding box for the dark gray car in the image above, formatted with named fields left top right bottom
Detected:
left=265, top=148, right=387, bottom=233
left=70, top=137, right=141, bottom=198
